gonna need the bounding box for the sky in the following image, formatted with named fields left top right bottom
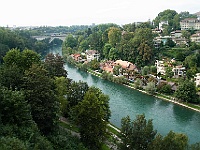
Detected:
left=1, top=0, right=200, bottom=27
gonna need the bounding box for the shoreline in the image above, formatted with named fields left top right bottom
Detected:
left=87, top=69, right=200, bottom=113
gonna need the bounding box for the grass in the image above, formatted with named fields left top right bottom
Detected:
left=59, top=121, right=79, bottom=133
left=182, top=102, right=200, bottom=110
left=101, top=144, right=111, bottom=150
left=107, top=125, right=120, bottom=137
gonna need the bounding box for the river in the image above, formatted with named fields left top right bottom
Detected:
left=49, top=46, right=200, bottom=144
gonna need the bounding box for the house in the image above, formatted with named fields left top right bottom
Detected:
left=155, top=60, right=166, bottom=75
left=191, top=33, right=200, bottom=43
left=86, top=50, right=100, bottom=62
left=194, top=11, right=200, bottom=20
left=172, top=65, right=186, bottom=77
left=194, top=73, right=200, bottom=87
left=70, top=53, right=86, bottom=63
left=100, top=61, right=115, bottom=73
left=153, top=36, right=172, bottom=46
left=114, top=60, right=137, bottom=72
left=180, top=18, right=200, bottom=30
left=172, top=37, right=188, bottom=46
left=71, top=53, right=81, bottom=61
left=171, top=30, right=182, bottom=38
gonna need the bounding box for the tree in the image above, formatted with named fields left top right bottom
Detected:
left=103, top=43, right=112, bottom=59
left=165, top=67, right=174, bottom=78
left=3, top=48, right=40, bottom=71
left=0, top=137, right=26, bottom=150
left=44, top=53, right=67, bottom=78
left=0, top=64, right=24, bottom=90
left=161, top=131, right=188, bottom=150
left=54, top=76, right=70, bottom=116
left=87, top=86, right=111, bottom=121
left=150, top=66, right=157, bottom=75
left=108, top=27, right=121, bottom=47
left=88, top=31, right=103, bottom=51
left=73, top=90, right=109, bottom=149
left=89, top=59, right=100, bottom=70
left=120, top=114, right=157, bottom=150
left=142, top=66, right=150, bottom=75
left=109, top=47, right=119, bottom=60
left=64, top=34, right=77, bottom=49
left=181, top=30, right=191, bottom=40
left=179, top=11, right=197, bottom=20
left=66, top=81, right=89, bottom=114
left=113, top=64, right=121, bottom=76
left=175, top=79, right=198, bottom=103
left=153, top=9, right=179, bottom=33
left=145, top=81, right=156, bottom=95
left=165, top=38, right=175, bottom=47
left=157, top=82, right=172, bottom=95
left=23, top=64, right=59, bottom=135
left=0, top=86, right=33, bottom=126
left=148, top=131, right=188, bottom=150
left=134, top=78, right=143, bottom=89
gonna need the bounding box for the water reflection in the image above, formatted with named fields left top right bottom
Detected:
left=173, top=105, right=195, bottom=124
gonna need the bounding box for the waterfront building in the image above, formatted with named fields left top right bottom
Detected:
left=86, top=50, right=100, bottom=62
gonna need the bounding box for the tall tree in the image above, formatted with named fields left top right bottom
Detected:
left=3, top=48, right=40, bottom=71
left=120, top=114, right=157, bottom=150
left=175, top=79, right=198, bottom=103
left=66, top=81, right=89, bottom=115
left=108, top=27, right=122, bottom=47
left=148, top=132, right=188, bottom=150
left=73, top=90, right=109, bottom=149
left=44, top=53, right=67, bottom=78
left=0, top=86, right=33, bottom=126
left=64, top=34, right=77, bottom=49
left=23, top=64, right=59, bottom=135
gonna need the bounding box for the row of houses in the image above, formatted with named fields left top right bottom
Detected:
left=70, top=49, right=200, bottom=87
left=155, top=59, right=186, bottom=77
left=100, top=60, right=138, bottom=75
left=155, top=59, right=200, bottom=87
left=153, top=30, right=200, bottom=48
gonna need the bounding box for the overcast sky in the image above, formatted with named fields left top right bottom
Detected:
left=1, top=0, right=200, bottom=27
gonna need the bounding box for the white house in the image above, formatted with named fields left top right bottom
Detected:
left=194, top=73, right=200, bottom=87
left=155, top=60, right=166, bottom=75
left=86, top=50, right=100, bottom=62
left=171, top=30, right=182, bottom=38
left=172, top=65, right=186, bottom=77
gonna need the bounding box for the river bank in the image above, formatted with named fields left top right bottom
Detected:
left=59, top=46, right=200, bottom=144
left=87, top=69, right=200, bottom=113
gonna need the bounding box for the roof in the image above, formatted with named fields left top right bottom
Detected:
left=115, top=60, right=136, bottom=70
left=194, top=11, right=200, bottom=15
left=191, top=33, right=200, bottom=37
left=86, top=50, right=99, bottom=55
left=115, top=60, right=130, bottom=68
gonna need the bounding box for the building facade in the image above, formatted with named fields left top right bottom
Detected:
left=180, top=18, right=200, bottom=30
